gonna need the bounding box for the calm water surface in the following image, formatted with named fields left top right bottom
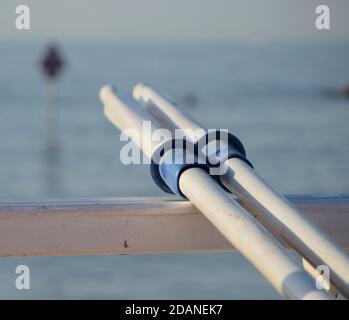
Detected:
left=0, top=42, right=348, bottom=298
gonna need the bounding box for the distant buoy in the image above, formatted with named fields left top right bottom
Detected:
left=40, top=43, right=65, bottom=155
left=40, top=43, right=64, bottom=80
left=181, top=93, right=198, bottom=108
left=339, top=85, right=349, bottom=98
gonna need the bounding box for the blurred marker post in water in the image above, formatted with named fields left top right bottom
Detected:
left=40, top=42, right=64, bottom=154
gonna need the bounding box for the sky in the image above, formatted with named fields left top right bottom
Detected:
left=1, top=0, right=349, bottom=43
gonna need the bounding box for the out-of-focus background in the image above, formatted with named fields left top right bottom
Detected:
left=0, top=0, right=348, bottom=299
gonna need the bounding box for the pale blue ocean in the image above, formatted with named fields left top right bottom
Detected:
left=0, top=42, right=348, bottom=299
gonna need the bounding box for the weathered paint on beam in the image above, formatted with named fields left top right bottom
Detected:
left=0, top=195, right=348, bottom=257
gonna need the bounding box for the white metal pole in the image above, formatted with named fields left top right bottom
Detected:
left=100, top=85, right=330, bottom=299
left=180, top=168, right=330, bottom=300
left=222, top=158, right=349, bottom=297
left=302, top=258, right=339, bottom=298
left=133, top=83, right=349, bottom=298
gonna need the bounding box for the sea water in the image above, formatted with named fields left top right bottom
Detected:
left=0, top=41, right=348, bottom=298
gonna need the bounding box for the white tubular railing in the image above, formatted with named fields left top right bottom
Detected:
left=100, top=85, right=330, bottom=300
left=132, top=83, right=349, bottom=298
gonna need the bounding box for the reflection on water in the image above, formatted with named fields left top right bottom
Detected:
left=0, top=42, right=348, bottom=299
left=44, top=148, right=62, bottom=196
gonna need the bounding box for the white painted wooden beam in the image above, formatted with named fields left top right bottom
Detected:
left=0, top=195, right=348, bottom=258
